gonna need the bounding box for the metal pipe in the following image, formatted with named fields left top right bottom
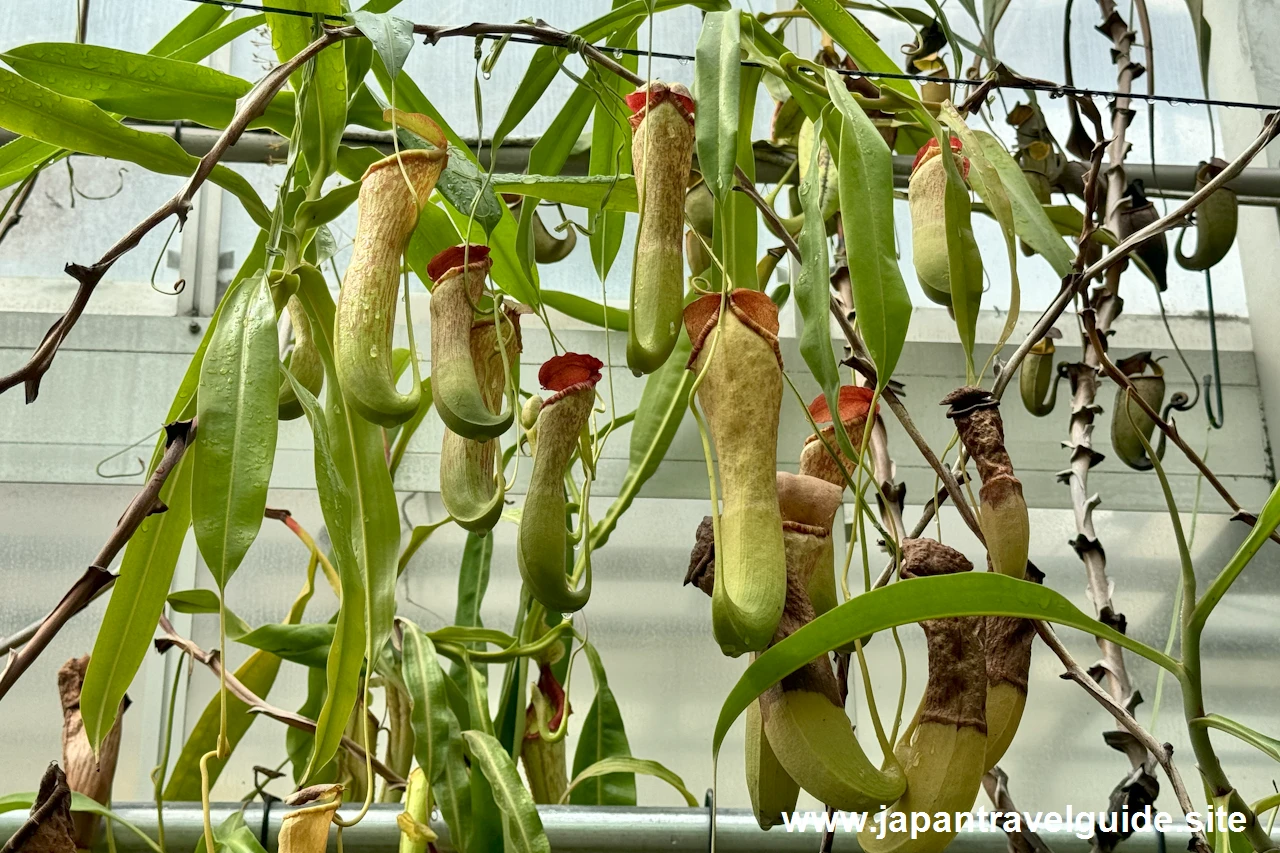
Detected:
left=5, top=124, right=1280, bottom=203
left=3, top=803, right=1265, bottom=853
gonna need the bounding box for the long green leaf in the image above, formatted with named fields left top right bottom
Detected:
left=372, top=61, right=538, bottom=307
left=491, top=0, right=729, bottom=151
left=464, top=667, right=503, bottom=853
left=493, top=174, right=637, bottom=212
left=192, top=272, right=278, bottom=588
left=941, top=107, right=1019, bottom=362
left=971, top=130, right=1074, bottom=278
left=268, top=0, right=345, bottom=182
left=0, top=68, right=268, bottom=224
left=589, top=326, right=692, bottom=550
left=1191, top=714, right=1280, bottom=764
left=826, top=74, right=911, bottom=385
left=0, top=4, right=240, bottom=192
left=794, top=113, right=841, bottom=401
left=694, top=11, right=741, bottom=201
left=449, top=531, right=493, bottom=681
left=1190, top=479, right=1280, bottom=632
left=713, top=572, right=1178, bottom=761
left=569, top=644, right=636, bottom=806
left=151, top=2, right=229, bottom=57
left=287, top=666, right=336, bottom=784
left=167, top=14, right=268, bottom=64
left=401, top=622, right=458, bottom=785
left=81, top=444, right=194, bottom=753
left=565, top=757, right=697, bottom=807
left=163, top=649, right=282, bottom=800
left=917, top=105, right=983, bottom=379
left=92, top=238, right=268, bottom=744
left=587, top=8, right=636, bottom=284
left=292, top=267, right=399, bottom=780
left=462, top=731, right=552, bottom=853
left=1, top=43, right=294, bottom=134
left=710, top=64, right=760, bottom=293
left=540, top=289, right=629, bottom=332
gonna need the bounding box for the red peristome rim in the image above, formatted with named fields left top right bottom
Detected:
left=683, top=289, right=783, bottom=364
left=911, top=136, right=965, bottom=174
left=428, top=244, right=491, bottom=282
left=625, top=83, right=696, bottom=126
left=539, top=352, right=603, bottom=394
left=523, top=664, right=567, bottom=740
left=808, top=386, right=878, bottom=426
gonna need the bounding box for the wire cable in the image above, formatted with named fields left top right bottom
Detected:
left=175, top=0, right=1280, bottom=112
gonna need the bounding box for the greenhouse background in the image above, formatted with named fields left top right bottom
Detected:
left=1, top=0, right=1278, bottom=833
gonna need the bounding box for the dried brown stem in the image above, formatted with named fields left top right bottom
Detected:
left=0, top=31, right=347, bottom=403
left=984, top=766, right=1056, bottom=853
left=0, top=420, right=195, bottom=702
left=1082, top=309, right=1280, bottom=546
left=1034, top=623, right=1208, bottom=853
left=1064, top=6, right=1145, bottom=845
left=990, top=108, right=1280, bottom=405
left=155, top=615, right=404, bottom=788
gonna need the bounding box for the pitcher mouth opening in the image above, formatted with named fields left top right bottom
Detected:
left=428, top=244, right=493, bottom=282
left=539, top=352, right=603, bottom=404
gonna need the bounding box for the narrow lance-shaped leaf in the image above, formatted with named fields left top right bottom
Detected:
left=266, top=0, right=346, bottom=181
left=825, top=72, right=911, bottom=385
left=914, top=102, right=983, bottom=380
left=0, top=5, right=249, bottom=191
left=86, top=237, right=266, bottom=747
left=565, top=757, right=697, bottom=807
left=940, top=106, right=1020, bottom=363
left=401, top=622, right=457, bottom=785
left=794, top=113, right=841, bottom=397
left=970, top=129, right=1075, bottom=278
left=462, top=731, right=553, bottom=853
left=292, top=267, right=399, bottom=779
left=0, top=68, right=269, bottom=224
left=372, top=60, right=538, bottom=307
left=569, top=643, right=636, bottom=806
left=0, top=43, right=295, bottom=135
left=694, top=11, right=741, bottom=201
left=192, top=271, right=279, bottom=589
left=163, top=650, right=283, bottom=800
left=712, top=572, right=1180, bottom=764
left=449, top=531, right=493, bottom=681
left=587, top=3, right=637, bottom=284
left=726, top=65, right=761, bottom=292
left=589, top=326, right=693, bottom=551
left=167, top=14, right=269, bottom=64
left=490, top=0, right=731, bottom=151
left=81, top=441, right=194, bottom=753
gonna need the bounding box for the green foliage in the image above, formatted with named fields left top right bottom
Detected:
left=191, top=272, right=279, bottom=589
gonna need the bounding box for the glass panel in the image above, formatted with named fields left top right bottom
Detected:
left=0, top=160, right=191, bottom=315
left=0, top=483, right=166, bottom=798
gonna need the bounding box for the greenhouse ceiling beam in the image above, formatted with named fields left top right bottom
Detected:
left=2, top=803, right=1269, bottom=853
left=5, top=123, right=1280, bottom=206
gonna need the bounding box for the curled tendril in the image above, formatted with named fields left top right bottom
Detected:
left=149, top=220, right=186, bottom=295
left=95, top=427, right=162, bottom=479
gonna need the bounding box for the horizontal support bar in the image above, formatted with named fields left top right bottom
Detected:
left=5, top=123, right=1280, bottom=204
left=3, top=803, right=1261, bottom=853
